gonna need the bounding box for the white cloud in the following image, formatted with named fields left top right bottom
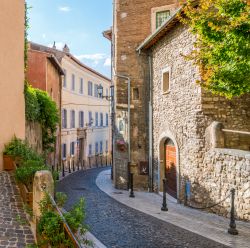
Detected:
left=75, top=53, right=107, bottom=66
left=48, top=42, right=64, bottom=50
left=104, top=57, right=111, bottom=67
left=59, top=6, right=71, bottom=12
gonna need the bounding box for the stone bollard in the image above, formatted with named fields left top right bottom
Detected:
left=33, top=170, right=54, bottom=233
left=210, top=121, right=225, bottom=148
left=161, top=178, right=168, bottom=211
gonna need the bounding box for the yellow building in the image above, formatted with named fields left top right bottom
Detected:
left=61, top=48, right=112, bottom=167
left=0, top=0, right=25, bottom=171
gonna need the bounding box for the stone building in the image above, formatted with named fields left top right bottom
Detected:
left=29, top=42, right=112, bottom=169
left=137, top=10, right=250, bottom=220
left=26, top=46, right=65, bottom=164
left=108, top=0, right=180, bottom=189
left=0, top=0, right=25, bottom=171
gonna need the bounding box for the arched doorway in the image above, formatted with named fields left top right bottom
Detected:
left=164, top=139, right=177, bottom=199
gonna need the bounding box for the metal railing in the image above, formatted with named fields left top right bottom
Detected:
left=222, top=129, right=250, bottom=135
left=48, top=193, right=83, bottom=248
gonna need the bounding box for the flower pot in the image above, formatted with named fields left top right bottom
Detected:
left=3, top=155, right=15, bottom=170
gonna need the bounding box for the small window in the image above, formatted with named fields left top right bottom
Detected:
left=79, top=111, right=84, bottom=128
left=100, top=113, right=103, bottom=127
left=88, top=144, right=92, bottom=156
left=62, top=109, right=67, bottom=129
left=79, top=78, right=83, bottom=94
left=156, top=10, right=170, bottom=29
left=71, top=74, right=75, bottom=91
left=132, top=88, right=140, bottom=100
left=106, top=113, right=108, bottom=126
left=94, top=84, right=99, bottom=97
left=62, top=144, right=67, bottom=159
left=63, top=69, right=67, bottom=87
left=95, top=142, right=99, bottom=154
left=88, top=81, right=93, bottom=96
left=95, top=112, right=99, bottom=127
left=70, top=110, right=75, bottom=128
left=70, top=142, right=75, bottom=155
left=100, top=141, right=103, bottom=154
left=88, top=111, right=93, bottom=126
left=162, top=69, right=170, bottom=94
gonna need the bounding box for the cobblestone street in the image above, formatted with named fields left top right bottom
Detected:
left=0, top=172, right=35, bottom=248
left=57, top=168, right=229, bottom=248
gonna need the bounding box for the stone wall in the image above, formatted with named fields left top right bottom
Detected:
left=151, top=22, right=250, bottom=220
left=113, top=0, right=178, bottom=189
left=196, top=149, right=250, bottom=220
left=25, top=121, right=43, bottom=154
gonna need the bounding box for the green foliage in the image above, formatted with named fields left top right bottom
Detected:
left=24, top=2, right=30, bottom=71
left=24, top=83, right=40, bottom=121
left=3, top=136, right=43, bottom=162
left=38, top=210, right=73, bottom=248
left=180, top=0, right=250, bottom=98
left=63, top=198, right=88, bottom=234
left=15, top=160, right=47, bottom=191
left=24, top=85, right=59, bottom=154
left=35, top=88, right=59, bottom=153
left=55, top=192, right=68, bottom=207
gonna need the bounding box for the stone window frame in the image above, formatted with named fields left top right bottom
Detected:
left=151, top=4, right=178, bottom=33
left=161, top=66, right=171, bottom=95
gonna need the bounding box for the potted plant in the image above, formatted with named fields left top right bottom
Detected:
left=116, top=140, right=127, bottom=152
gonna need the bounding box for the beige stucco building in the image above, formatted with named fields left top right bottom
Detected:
left=0, top=0, right=25, bottom=171
left=61, top=50, right=112, bottom=167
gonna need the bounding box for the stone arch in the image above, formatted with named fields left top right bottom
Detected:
left=158, top=131, right=180, bottom=201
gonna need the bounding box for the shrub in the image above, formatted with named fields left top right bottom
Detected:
left=3, top=136, right=43, bottom=162
left=55, top=192, right=67, bottom=208
left=15, top=161, right=47, bottom=191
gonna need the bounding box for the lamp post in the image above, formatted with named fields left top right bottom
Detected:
left=97, top=84, right=114, bottom=179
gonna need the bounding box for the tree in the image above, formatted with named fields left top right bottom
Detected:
left=180, top=0, right=250, bottom=98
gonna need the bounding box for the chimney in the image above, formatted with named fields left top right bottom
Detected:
left=63, top=44, right=70, bottom=53
left=52, top=41, right=56, bottom=49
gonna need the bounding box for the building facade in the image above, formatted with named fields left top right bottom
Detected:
left=0, top=0, right=25, bottom=171
left=110, top=0, right=179, bottom=189
left=138, top=13, right=250, bottom=220
left=28, top=43, right=112, bottom=168
left=61, top=51, right=112, bottom=168
left=26, top=47, right=64, bottom=165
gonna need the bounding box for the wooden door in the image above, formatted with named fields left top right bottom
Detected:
left=165, top=140, right=177, bottom=199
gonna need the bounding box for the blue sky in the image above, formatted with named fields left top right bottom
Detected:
left=26, top=0, right=112, bottom=78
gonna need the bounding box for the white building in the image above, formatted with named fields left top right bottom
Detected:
left=61, top=50, right=111, bottom=167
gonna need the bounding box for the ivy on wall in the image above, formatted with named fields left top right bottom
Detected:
left=25, top=85, right=59, bottom=154
left=180, top=0, right=250, bottom=98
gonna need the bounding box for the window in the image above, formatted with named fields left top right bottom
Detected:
left=63, top=69, right=67, bottom=87
left=70, top=110, right=75, bottom=128
left=106, top=113, right=108, bottom=126
left=162, top=68, right=170, bottom=94
left=88, top=81, right=93, bottom=96
left=62, top=144, right=67, bottom=159
left=94, top=84, right=99, bottom=98
left=95, top=142, right=99, bottom=154
left=95, top=112, right=99, bottom=127
left=156, top=10, right=170, bottom=29
left=132, top=88, right=140, bottom=100
left=71, top=74, right=75, bottom=91
left=100, top=113, right=103, bottom=127
left=106, top=140, right=108, bottom=152
left=88, top=111, right=93, bottom=126
left=79, top=111, right=84, bottom=128
left=88, top=144, right=92, bottom=156
left=79, top=78, right=83, bottom=94
left=100, top=141, right=103, bottom=154
left=70, top=142, right=75, bottom=155
left=62, top=109, right=67, bottom=129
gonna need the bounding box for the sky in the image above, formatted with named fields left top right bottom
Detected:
left=26, top=0, right=113, bottom=78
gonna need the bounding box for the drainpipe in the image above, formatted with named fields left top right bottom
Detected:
left=114, top=73, right=131, bottom=189
left=148, top=54, right=153, bottom=192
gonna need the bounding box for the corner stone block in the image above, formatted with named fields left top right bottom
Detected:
left=33, top=170, right=54, bottom=219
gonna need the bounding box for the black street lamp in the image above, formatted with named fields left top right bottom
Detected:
left=97, top=84, right=114, bottom=180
